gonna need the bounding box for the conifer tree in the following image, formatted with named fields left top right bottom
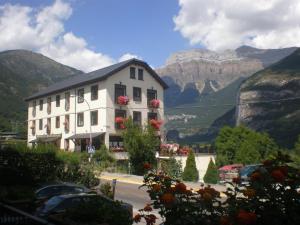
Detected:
left=203, top=158, right=219, bottom=184
left=182, top=150, right=199, bottom=181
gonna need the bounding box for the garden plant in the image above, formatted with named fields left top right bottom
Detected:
left=135, top=151, right=300, bottom=225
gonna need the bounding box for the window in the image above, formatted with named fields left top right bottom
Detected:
left=130, top=67, right=136, bottom=79
left=148, top=112, right=157, bottom=120
left=133, top=87, right=141, bottom=102
left=138, top=69, right=144, bottom=80
left=133, top=111, right=142, bottom=126
left=64, top=139, right=69, bottom=151
left=115, top=109, right=126, bottom=129
left=56, top=95, right=60, bottom=107
left=31, top=120, right=36, bottom=136
left=77, top=113, right=84, bottom=127
left=39, top=119, right=43, bottom=130
left=65, top=92, right=70, bottom=111
left=91, top=85, right=98, bottom=100
left=77, top=89, right=84, bottom=103
left=32, top=101, right=36, bottom=117
left=56, top=116, right=60, bottom=128
left=47, top=118, right=51, bottom=134
left=39, top=99, right=43, bottom=111
left=115, top=84, right=126, bottom=103
left=64, top=115, right=70, bottom=133
left=47, top=97, right=51, bottom=114
left=91, top=110, right=98, bottom=126
left=147, top=89, right=157, bottom=106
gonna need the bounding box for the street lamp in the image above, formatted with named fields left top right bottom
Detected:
left=70, top=94, right=93, bottom=156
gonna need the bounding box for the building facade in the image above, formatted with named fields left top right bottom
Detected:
left=26, top=59, right=168, bottom=152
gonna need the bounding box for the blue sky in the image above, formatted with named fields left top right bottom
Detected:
left=68, top=0, right=192, bottom=66
left=1, top=0, right=300, bottom=72
left=2, top=0, right=193, bottom=70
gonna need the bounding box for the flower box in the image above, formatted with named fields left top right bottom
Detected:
left=110, top=147, right=126, bottom=152
left=115, top=117, right=126, bottom=129
left=149, top=119, right=162, bottom=130
left=117, top=96, right=129, bottom=105
left=149, top=99, right=160, bottom=108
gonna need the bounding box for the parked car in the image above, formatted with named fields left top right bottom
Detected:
left=35, top=193, right=133, bottom=219
left=218, top=164, right=243, bottom=183
left=239, top=164, right=263, bottom=184
left=35, top=183, right=92, bottom=204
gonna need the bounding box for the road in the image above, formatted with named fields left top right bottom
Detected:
left=101, top=179, right=163, bottom=224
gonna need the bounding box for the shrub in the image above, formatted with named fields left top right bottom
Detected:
left=100, top=182, right=113, bottom=199
left=182, top=150, right=198, bottom=181
left=203, top=158, right=219, bottom=184
left=123, top=117, right=159, bottom=175
left=136, top=152, right=300, bottom=225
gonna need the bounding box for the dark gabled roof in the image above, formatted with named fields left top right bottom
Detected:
left=25, top=58, right=168, bottom=101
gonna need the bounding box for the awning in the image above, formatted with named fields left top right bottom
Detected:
left=66, top=132, right=104, bottom=140
left=30, top=134, right=62, bottom=143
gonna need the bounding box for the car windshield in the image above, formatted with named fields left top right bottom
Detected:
left=240, top=166, right=258, bottom=177
left=43, top=196, right=63, bottom=211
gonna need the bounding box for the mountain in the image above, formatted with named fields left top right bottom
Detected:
left=236, top=45, right=298, bottom=67
left=157, top=46, right=297, bottom=143
left=237, top=48, right=300, bottom=148
left=0, top=50, right=82, bottom=135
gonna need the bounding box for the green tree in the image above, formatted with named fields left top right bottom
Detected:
left=122, top=117, right=159, bottom=175
left=203, top=158, right=219, bottom=184
left=161, top=157, right=182, bottom=179
left=294, top=134, right=300, bottom=156
left=182, top=150, right=199, bottom=181
left=215, top=126, right=278, bottom=166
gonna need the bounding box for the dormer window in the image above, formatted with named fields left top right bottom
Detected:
left=47, top=97, right=51, bottom=114
left=32, top=100, right=36, bottom=117
left=39, top=99, right=43, bottom=111
left=130, top=67, right=136, bottom=79
left=56, top=95, right=60, bottom=107
left=77, top=88, right=84, bottom=103
left=91, top=85, right=98, bottom=101
left=138, top=69, right=143, bottom=80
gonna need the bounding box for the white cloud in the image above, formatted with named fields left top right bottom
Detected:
left=174, top=0, right=300, bottom=50
left=0, top=0, right=115, bottom=72
left=118, top=53, right=142, bottom=62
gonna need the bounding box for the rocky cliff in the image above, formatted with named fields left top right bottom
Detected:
left=237, top=48, right=300, bottom=148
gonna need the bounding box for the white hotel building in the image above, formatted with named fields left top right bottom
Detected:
left=26, top=59, right=168, bottom=152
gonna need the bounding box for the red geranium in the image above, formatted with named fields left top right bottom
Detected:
left=271, top=169, right=285, bottom=183
left=115, top=117, right=124, bottom=123
left=117, top=96, right=129, bottom=105
left=149, top=119, right=162, bottom=130
left=150, top=99, right=160, bottom=108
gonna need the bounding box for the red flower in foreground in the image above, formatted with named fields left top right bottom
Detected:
left=133, top=214, right=142, bottom=223
left=175, top=182, right=187, bottom=193
left=145, top=214, right=157, bottom=225
left=160, top=193, right=176, bottom=205
left=271, top=169, right=285, bottom=183
left=250, top=172, right=262, bottom=181
left=143, top=162, right=152, bottom=170
left=236, top=210, right=257, bottom=225
left=144, top=204, right=152, bottom=212
left=220, top=216, right=231, bottom=225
